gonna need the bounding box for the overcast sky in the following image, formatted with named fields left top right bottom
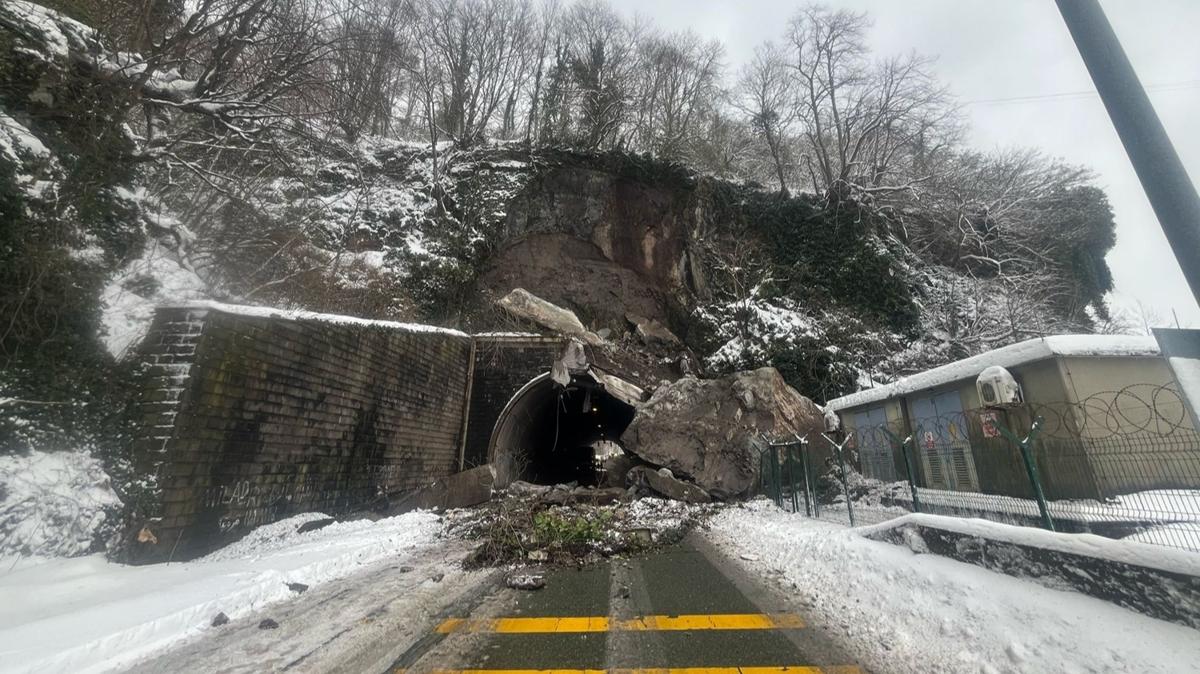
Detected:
left=607, top=0, right=1200, bottom=328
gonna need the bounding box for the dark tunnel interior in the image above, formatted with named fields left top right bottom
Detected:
left=492, top=376, right=636, bottom=486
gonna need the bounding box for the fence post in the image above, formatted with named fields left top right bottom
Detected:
left=794, top=435, right=813, bottom=516
left=756, top=436, right=770, bottom=503
left=784, top=443, right=800, bottom=513
left=822, top=432, right=856, bottom=526
left=879, top=427, right=921, bottom=514
left=997, top=417, right=1054, bottom=531
left=798, top=435, right=817, bottom=518
left=769, top=443, right=782, bottom=507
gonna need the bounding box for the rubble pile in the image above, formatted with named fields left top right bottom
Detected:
left=444, top=487, right=717, bottom=568
left=482, top=289, right=836, bottom=520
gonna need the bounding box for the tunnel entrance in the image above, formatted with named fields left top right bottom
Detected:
left=489, top=373, right=637, bottom=488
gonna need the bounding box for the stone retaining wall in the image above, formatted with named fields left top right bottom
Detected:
left=128, top=305, right=474, bottom=562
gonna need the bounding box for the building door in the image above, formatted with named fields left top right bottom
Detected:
left=853, top=406, right=898, bottom=482
left=911, top=390, right=980, bottom=491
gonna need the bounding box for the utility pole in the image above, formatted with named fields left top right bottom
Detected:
left=1056, top=0, right=1200, bottom=305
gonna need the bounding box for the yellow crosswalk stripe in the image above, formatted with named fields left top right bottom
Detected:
left=422, top=668, right=863, bottom=674
left=434, top=614, right=807, bottom=634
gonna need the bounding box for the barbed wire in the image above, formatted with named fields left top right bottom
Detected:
left=845, top=383, right=1197, bottom=445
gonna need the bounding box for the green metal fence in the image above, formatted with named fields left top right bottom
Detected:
left=757, top=384, right=1200, bottom=553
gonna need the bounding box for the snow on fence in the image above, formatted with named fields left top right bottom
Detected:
left=757, top=385, right=1200, bottom=553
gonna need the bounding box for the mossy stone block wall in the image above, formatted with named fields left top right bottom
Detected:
left=129, top=306, right=473, bottom=562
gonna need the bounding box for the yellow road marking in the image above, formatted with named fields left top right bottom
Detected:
left=434, top=614, right=806, bottom=634
left=425, top=668, right=862, bottom=674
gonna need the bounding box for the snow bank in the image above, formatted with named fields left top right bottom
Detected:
left=169, top=300, right=469, bottom=338
left=829, top=334, right=1161, bottom=411
left=101, top=242, right=208, bottom=357
left=857, top=513, right=1200, bottom=576
left=0, top=510, right=443, bottom=674
left=707, top=501, right=1199, bottom=674
left=0, top=111, right=50, bottom=163
left=0, top=450, right=121, bottom=558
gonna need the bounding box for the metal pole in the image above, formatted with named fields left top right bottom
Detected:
left=880, top=427, right=921, bottom=513
left=1056, top=0, right=1200, bottom=303
left=998, top=418, right=1055, bottom=531
left=795, top=435, right=812, bottom=517
left=800, top=435, right=817, bottom=518
left=785, top=443, right=799, bottom=513
left=770, top=445, right=782, bottom=508
left=822, top=433, right=856, bottom=527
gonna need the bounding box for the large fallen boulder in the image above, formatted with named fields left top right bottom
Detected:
left=620, top=367, right=825, bottom=499
left=626, top=312, right=681, bottom=347
left=497, top=288, right=603, bottom=345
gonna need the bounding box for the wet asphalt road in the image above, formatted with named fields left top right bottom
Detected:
left=394, top=534, right=862, bottom=674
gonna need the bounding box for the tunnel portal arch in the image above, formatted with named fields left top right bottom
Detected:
left=489, top=371, right=637, bottom=488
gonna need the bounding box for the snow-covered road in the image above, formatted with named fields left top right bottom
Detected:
left=122, top=536, right=491, bottom=674
left=0, top=511, right=482, bottom=674
left=4, top=499, right=1199, bottom=674
left=705, top=500, right=1200, bottom=674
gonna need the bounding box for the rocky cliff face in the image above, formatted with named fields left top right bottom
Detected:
left=477, top=234, right=678, bottom=336
left=230, top=144, right=922, bottom=400
left=501, top=167, right=705, bottom=306
left=87, top=140, right=1070, bottom=403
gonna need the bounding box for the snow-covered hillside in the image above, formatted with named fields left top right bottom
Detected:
left=0, top=449, right=122, bottom=558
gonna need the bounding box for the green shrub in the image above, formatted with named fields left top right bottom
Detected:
left=532, top=510, right=613, bottom=547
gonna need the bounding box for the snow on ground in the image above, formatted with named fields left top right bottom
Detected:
left=0, top=450, right=121, bottom=558
left=892, top=483, right=1200, bottom=551
left=807, top=469, right=1200, bottom=552
left=0, top=511, right=447, bottom=674
left=707, top=500, right=1200, bottom=674
left=704, top=298, right=823, bottom=371
left=856, top=512, right=1200, bottom=575
left=101, top=241, right=208, bottom=357
left=0, top=111, right=50, bottom=163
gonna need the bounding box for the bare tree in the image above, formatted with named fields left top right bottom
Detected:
left=325, top=0, right=415, bottom=142
left=559, top=0, right=637, bottom=149
left=523, top=0, right=562, bottom=143
left=736, top=42, right=796, bottom=196
left=782, top=4, right=953, bottom=198
left=630, top=30, right=724, bottom=160
left=416, top=0, right=536, bottom=145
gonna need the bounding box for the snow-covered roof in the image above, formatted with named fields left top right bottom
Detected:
left=828, top=335, right=1161, bottom=411
left=164, top=301, right=470, bottom=338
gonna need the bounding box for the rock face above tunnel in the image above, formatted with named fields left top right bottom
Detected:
left=620, top=367, right=825, bottom=499
left=492, top=166, right=708, bottom=338
left=479, top=234, right=677, bottom=337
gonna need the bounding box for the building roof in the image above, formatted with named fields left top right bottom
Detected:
left=827, top=335, right=1160, bottom=412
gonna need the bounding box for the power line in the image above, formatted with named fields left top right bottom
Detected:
left=964, top=80, right=1200, bottom=106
